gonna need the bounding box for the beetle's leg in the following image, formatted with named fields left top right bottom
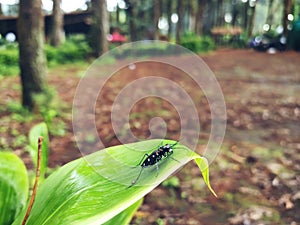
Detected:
left=128, top=166, right=144, bottom=188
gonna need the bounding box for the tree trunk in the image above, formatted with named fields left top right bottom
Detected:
left=195, top=0, right=207, bottom=35
left=185, top=0, right=191, bottom=31
left=18, top=0, right=47, bottom=110
left=153, top=0, right=161, bottom=40
left=125, top=0, right=138, bottom=41
left=176, top=0, right=184, bottom=43
left=248, top=1, right=257, bottom=37
left=243, top=1, right=249, bottom=30
left=0, top=3, right=3, bottom=15
left=49, top=0, right=65, bottom=46
left=231, top=0, right=239, bottom=26
left=266, top=0, right=275, bottom=26
left=116, top=4, right=120, bottom=24
left=166, top=0, right=173, bottom=39
left=91, top=0, right=109, bottom=57
left=216, top=0, right=224, bottom=26
left=282, top=0, right=293, bottom=37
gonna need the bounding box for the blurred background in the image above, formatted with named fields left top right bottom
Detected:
left=0, top=0, right=300, bottom=52
left=0, top=1, right=299, bottom=225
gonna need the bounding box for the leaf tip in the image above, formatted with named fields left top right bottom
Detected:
left=192, top=154, right=218, bottom=198
left=208, top=186, right=218, bottom=198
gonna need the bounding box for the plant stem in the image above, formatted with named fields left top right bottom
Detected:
left=22, top=137, right=43, bottom=225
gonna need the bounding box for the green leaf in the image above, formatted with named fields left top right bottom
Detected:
left=14, top=139, right=215, bottom=225
left=28, top=122, right=49, bottom=180
left=103, top=198, right=143, bottom=225
left=0, top=152, right=29, bottom=225
left=191, top=153, right=218, bottom=197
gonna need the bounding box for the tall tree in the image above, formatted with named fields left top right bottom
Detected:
left=231, top=0, right=239, bottom=26
left=18, top=0, right=47, bottom=110
left=49, top=0, right=65, bottom=46
left=124, top=0, right=138, bottom=41
left=195, top=0, right=207, bottom=35
left=0, top=3, right=3, bottom=15
left=91, top=0, right=109, bottom=56
left=282, top=0, right=294, bottom=36
left=166, top=0, right=173, bottom=39
left=266, top=0, right=275, bottom=26
left=153, top=0, right=161, bottom=39
left=243, top=0, right=249, bottom=30
left=216, top=0, right=224, bottom=26
left=176, top=0, right=184, bottom=43
left=248, top=0, right=257, bottom=37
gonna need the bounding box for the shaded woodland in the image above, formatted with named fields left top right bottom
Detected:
left=1, top=0, right=295, bottom=109
left=0, top=1, right=299, bottom=225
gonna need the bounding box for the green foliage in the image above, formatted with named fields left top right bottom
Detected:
left=12, top=135, right=27, bottom=149
left=112, top=43, right=181, bottom=59
left=4, top=86, right=67, bottom=139
left=0, top=35, right=91, bottom=76
left=33, top=88, right=67, bottom=137
left=45, top=35, right=91, bottom=67
left=180, top=33, right=216, bottom=53
left=0, top=152, right=29, bottom=225
left=162, top=176, right=180, bottom=188
left=7, top=101, right=33, bottom=123
left=0, top=46, right=19, bottom=76
left=114, top=44, right=167, bottom=58
left=12, top=139, right=215, bottom=225
left=222, top=32, right=248, bottom=48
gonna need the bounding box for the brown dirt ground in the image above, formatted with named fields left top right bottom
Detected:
left=0, top=49, right=299, bottom=225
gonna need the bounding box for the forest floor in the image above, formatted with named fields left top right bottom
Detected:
left=0, top=49, right=299, bottom=225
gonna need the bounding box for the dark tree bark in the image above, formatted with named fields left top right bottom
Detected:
left=116, top=3, right=120, bottom=24
left=216, top=0, right=224, bottom=26
left=124, top=0, right=138, bottom=41
left=185, top=0, right=192, bottom=30
left=282, top=0, right=293, bottom=37
left=154, top=0, right=161, bottom=39
left=195, top=0, right=207, bottom=35
left=0, top=3, right=3, bottom=15
left=18, top=0, right=47, bottom=110
left=266, top=0, right=275, bottom=25
left=231, top=0, right=239, bottom=26
left=91, top=0, right=109, bottom=57
left=49, top=0, right=65, bottom=46
left=243, top=1, right=249, bottom=30
left=176, top=0, right=184, bottom=43
left=248, top=1, right=257, bottom=37
left=166, top=0, right=173, bottom=40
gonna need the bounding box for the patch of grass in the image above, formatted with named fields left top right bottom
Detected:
left=0, top=35, right=92, bottom=77
left=0, top=45, right=19, bottom=77
left=180, top=32, right=216, bottom=53
left=45, top=35, right=91, bottom=67
left=0, top=137, right=9, bottom=149
left=162, top=176, right=180, bottom=188
left=85, top=134, right=96, bottom=143
left=5, top=86, right=68, bottom=137
left=129, top=109, right=172, bottom=120
left=33, top=88, right=68, bottom=137
left=11, top=134, right=27, bottom=148
left=156, top=218, right=166, bottom=225
left=94, top=55, right=116, bottom=66
left=252, top=146, right=284, bottom=161
left=7, top=101, right=33, bottom=123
